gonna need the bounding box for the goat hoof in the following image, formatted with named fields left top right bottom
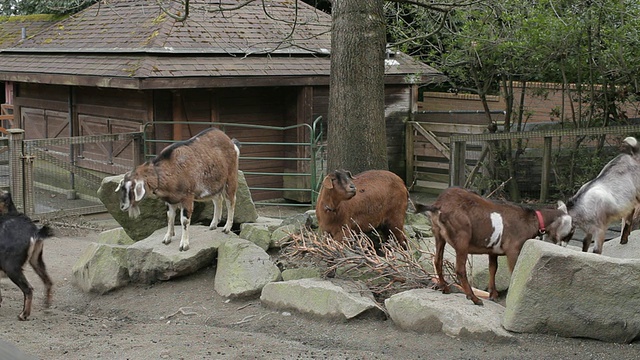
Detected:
left=162, top=239, right=171, bottom=245
left=179, top=245, right=189, bottom=252
left=18, top=313, right=28, bottom=321
left=469, top=297, right=484, bottom=306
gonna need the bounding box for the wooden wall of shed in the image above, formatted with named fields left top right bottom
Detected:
left=150, top=87, right=297, bottom=202
left=15, top=83, right=146, bottom=174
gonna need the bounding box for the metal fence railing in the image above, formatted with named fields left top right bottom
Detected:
left=143, top=118, right=325, bottom=208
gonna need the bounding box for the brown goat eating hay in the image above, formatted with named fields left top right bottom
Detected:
left=315, top=169, right=408, bottom=247
left=416, top=187, right=574, bottom=305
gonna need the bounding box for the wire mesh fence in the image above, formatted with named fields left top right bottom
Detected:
left=449, top=125, right=640, bottom=203
left=9, top=130, right=143, bottom=219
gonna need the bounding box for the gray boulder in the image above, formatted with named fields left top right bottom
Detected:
left=238, top=223, right=273, bottom=250
left=603, top=230, right=640, bottom=259
left=97, top=227, right=135, bottom=246
left=260, top=278, right=384, bottom=320
left=385, top=289, right=513, bottom=341
left=97, top=170, right=258, bottom=241
left=72, top=243, right=130, bottom=294
left=127, top=225, right=232, bottom=283
left=502, top=240, right=640, bottom=343
left=214, top=238, right=281, bottom=298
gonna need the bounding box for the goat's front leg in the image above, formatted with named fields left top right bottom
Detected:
left=7, top=271, right=34, bottom=320
left=487, top=254, right=499, bottom=301
left=581, top=233, right=593, bottom=252
left=179, top=203, right=194, bottom=252
left=592, top=228, right=606, bottom=254
left=162, top=204, right=178, bottom=245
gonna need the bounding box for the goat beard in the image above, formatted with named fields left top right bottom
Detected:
left=128, top=204, right=141, bottom=219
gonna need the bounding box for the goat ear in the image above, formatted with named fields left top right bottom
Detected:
left=557, top=200, right=567, bottom=213
left=322, top=176, right=333, bottom=189
left=133, top=180, right=146, bottom=202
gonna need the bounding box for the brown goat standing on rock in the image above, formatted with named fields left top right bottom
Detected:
left=416, top=187, right=574, bottom=305
left=315, top=169, right=408, bottom=246
left=116, top=128, right=239, bottom=251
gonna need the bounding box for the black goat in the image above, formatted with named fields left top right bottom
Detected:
left=0, top=191, right=54, bottom=320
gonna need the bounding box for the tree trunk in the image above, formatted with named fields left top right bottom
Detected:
left=327, top=0, right=388, bottom=174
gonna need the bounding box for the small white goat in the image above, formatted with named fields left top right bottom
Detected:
left=567, top=136, right=640, bottom=254
left=116, top=128, right=240, bottom=251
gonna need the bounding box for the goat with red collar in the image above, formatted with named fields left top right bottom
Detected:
left=416, top=187, right=574, bottom=305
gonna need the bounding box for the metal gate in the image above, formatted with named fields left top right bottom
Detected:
left=8, top=118, right=324, bottom=218
left=143, top=118, right=325, bottom=208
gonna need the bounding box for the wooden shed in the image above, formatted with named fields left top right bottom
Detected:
left=0, top=0, right=445, bottom=202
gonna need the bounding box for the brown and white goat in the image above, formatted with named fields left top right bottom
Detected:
left=315, top=169, right=408, bottom=246
left=416, top=187, right=573, bottom=305
left=116, top=128, right=239, bottom=251
left=567, top=136, right=640, bottom=254
left=0, top=191, right=54, bottom=320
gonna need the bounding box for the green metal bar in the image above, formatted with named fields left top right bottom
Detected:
left=244, top=172, right=311, bottom=176
left=448, top=124, right=640, bottom=142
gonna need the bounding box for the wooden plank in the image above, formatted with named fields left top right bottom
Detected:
left=412, top=122, right=450, bottom=160
left=414, top=160, right=450, bottom=170
left=413, top=122, right=487, bottom=134
left=415, top=180, right=449, bottom=190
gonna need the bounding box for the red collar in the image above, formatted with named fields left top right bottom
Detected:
left=535, top=210, right=546, bottom=234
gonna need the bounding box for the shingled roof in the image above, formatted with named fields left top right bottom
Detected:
left=0, top=0, right=445, bottom=89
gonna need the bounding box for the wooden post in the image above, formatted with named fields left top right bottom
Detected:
left=7, top=129, right=25, bottom=213
left=450, top=140, right=466, bottom=187
left=405, top=121, right=415, bottom=187
left=540, top=136, right=552, bottom=202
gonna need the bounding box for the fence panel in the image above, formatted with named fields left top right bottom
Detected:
left=449, top=125, right=640, bottom=202
left=18, top=132, right=143, bottom=218
left=141, top=119, right=325, bottom=208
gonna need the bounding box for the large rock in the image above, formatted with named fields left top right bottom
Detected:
left=127, top=225, right=232, bottom=283
left=214, top=238, right=281, bottom=298
left=260, top=278, right=384, bottom=320
left=603, top=230, right=640, bottom=259
left=72, top=225, right=233, bottom=292
left=385, top=289, right=513, bottom=341
left=502, top=240, right=640, bottom=343
left=72, top=243, right=130, bottom=294
left=97, top=170, right=258, bottom=241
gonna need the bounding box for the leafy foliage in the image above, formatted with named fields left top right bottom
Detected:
left=0, top=0, right=97, bottom=15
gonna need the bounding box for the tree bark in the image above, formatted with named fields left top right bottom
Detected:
left=327, top=0, right=388, bottom=174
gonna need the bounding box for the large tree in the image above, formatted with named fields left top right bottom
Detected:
left=327, top=0, right=388, bottom=173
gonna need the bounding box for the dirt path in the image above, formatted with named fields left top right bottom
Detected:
left=0, top=219, right=637, bottom=359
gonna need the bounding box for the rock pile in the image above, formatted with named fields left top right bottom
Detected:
left=74, top=176, right=640, bottom=343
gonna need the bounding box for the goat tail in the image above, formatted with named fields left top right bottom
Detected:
left=36, top=224, right=54, bottom=240
left=415, top=203, right=439, bottom=214
left=232, top=138, right=241, bottom=156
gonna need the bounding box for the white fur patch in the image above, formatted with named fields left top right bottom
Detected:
left=624, top=137, right=637, bottom=148
left=557, top=214, right=573, bottom=246
left=487, top=212, right=504, bottom=253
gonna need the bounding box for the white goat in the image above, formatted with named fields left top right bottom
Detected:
left=115, top=128, right=240, bottom=251
left=567, top=136, right=640, bottom=254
